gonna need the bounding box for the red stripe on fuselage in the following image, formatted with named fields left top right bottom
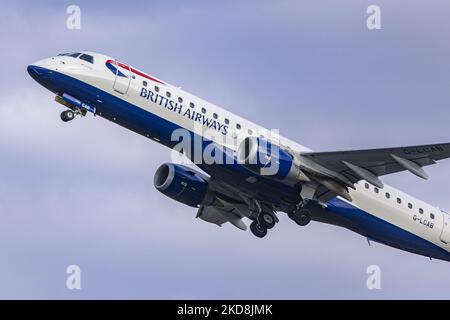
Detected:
left=105, top=60, right=166, bottom=85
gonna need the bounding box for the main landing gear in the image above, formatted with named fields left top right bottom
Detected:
left=288, top=201, right=312, bottom=226
left=250, top=221, right=267, bottom=238
left=258, top=212, right=276, bottom=229
left=60, top=110, right=76, bottom=122
left=249, top=212, right=277, bottom=238
left=288, top=209, right=312, bottom=226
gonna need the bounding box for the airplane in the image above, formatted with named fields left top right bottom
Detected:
left=27, top=51, right=450, bottom=262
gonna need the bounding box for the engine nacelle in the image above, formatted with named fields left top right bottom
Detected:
left=237, top=137, right=301, bottom=183
left=154, top=163, right=209, bottom=208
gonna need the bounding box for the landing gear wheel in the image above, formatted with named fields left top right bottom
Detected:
left=60, top=110, right=75, bottom=122
left=258, top=212, right=276, bottom=229
left=293, top=209, right=312, bottom=226
left=250, top=221, right=267, bottom=238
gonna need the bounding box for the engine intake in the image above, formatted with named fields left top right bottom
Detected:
left=237, top=137, right=300, bottom=183
left=154, top=163, right=209, bottom=208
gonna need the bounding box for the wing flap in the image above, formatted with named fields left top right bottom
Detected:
left=297, top=142, right=450, bottom=197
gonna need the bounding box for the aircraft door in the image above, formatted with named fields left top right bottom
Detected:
left=112, top=60, right=132, bottom=94
left=440, top=210, right=450, bottom=244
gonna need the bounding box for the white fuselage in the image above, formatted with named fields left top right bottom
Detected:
left=29, top=52, right=450, bottom=258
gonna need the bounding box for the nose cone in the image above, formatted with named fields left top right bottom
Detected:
left=27, top=62, right=60, bottom=94
left=27, top=65, right=44, bottom=81
left=27, top=64, right=53, bottom=81
left=27, top=57, right=56, bottom=81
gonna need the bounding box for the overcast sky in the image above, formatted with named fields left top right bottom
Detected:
left=1, top=0, right=450, bottom=299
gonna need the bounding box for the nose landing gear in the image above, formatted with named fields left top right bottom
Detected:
left=60, top=110, right=75, bottom=122
left=56, top=93, right=96, bottom=123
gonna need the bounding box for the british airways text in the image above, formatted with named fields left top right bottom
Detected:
left=140, top=88, right=229, bottom=135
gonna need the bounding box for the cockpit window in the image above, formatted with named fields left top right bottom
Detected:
left=56, top=52, right=94, bottom=64
left=79, top=54, right=94, bottom=64
left=57, top=52, right=81, bottom=58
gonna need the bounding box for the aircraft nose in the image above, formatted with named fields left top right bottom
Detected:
left=27, top=63, right=60, bottom=94
left=27, top=65, right=41, bottom=79
left=27, top=65, right=51, bottom=80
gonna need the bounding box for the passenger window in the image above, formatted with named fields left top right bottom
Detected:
left=155, top=86, right=159, bottom=92
left=364, top=183, right=369, bottom=189
left=213, top=113, right=218, bottom=119
left=190, top=102, right=195, bottom=108
left=166, top=92, right=171, bottom=98
left=397, top=198, right=401, bottom=204
left=374, top=187, right=379, bottom=194
left=178, top=97, right=183, bottom=103
left=430, top=213, right=435, bottom=220
left=419, top=208, right=424, bottom=214
left=408, top=203, right=413, bottom=209
left=142, top=81, right=148, bottom=87
left=236, top=124, right=241, bottom=130
left=79, top=54, right=94, bottom=64
left=248, top=129, right=253, bottom=135
left=225, top=118, right=229, bottom=125
left=386, top=192, right=390, bottom=199
left=201, top=108, right=206, bottom=114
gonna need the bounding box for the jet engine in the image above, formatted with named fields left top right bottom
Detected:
left=154, top=163, right=209, bottom=207
left=237, top=137, right=301, bottom=184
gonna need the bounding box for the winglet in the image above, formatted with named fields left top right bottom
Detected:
left=390, top=154, right=429, bottom=179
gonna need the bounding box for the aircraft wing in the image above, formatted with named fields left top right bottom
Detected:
left=297, top=142, right=450, bottom=197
